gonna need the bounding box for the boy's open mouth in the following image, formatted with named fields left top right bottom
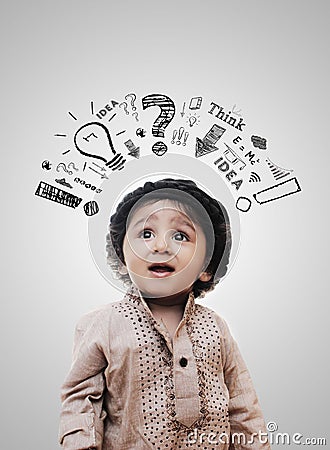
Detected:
left=148, top=263, right=175, bottom=277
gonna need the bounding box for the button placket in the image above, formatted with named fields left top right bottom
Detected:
left=172, top=326, right=200, bottom=427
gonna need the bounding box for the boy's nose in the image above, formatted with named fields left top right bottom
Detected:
left=152, top=233, right=172, bottom=254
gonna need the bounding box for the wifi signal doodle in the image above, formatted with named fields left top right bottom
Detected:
left=266, top=158, right=293, bottom=181
left=249, top=171, right=261, bottom=183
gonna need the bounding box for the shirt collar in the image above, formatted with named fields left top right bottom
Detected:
left=124, top=284, right=196, bottom=322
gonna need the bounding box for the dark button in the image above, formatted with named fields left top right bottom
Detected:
left=179, top=357, right=188, bottom=367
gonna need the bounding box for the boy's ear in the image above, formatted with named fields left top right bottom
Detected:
left=199, top=271, right=212, bottom=282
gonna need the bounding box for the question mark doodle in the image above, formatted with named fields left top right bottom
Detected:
left=141, top=94, right=176, bottom=154
left=125, top=93, right=137, bottom=111
left=132, top=112, right=139, bottom=121
left=67, top=162, right=79, bottom=171
left=119, top=102, right=129, bottom=115
left=56, top=162, right=73, bottom=175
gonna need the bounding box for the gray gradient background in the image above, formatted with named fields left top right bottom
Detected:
left=1, top=1, right=329, bottom=448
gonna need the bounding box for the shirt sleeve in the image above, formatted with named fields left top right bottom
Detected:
left=217, top=316, right=271, bottom=449
left=58, top=310, right=108, bottom=450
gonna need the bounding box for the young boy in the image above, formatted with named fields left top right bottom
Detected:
left=59, top=178, right=270, bottom=449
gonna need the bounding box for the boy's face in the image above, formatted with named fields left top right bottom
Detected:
left=122, top=199, right=211, bottom=298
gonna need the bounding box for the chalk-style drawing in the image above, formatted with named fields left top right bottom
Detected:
left=172, top=127, right=185, bottom=145
left=232, top=104, right=242, bottom=117
left=92, top=162, right=107, bottom=172
left=68, top=162, right=79, bottom=172
left=195, top=124, right=226, bottom=158
left=124, top=139, right=140, bottom=159
left=55, top=178, right=73, bottom=189
left=125, top=93, right=137, bottom=111
left=116, top=130, right=126, bottom=136
left=189, top=97, right=202, bottom=110
left=35, top=181, right=82, bottom=209
left=266, top=158, right=293, bottom=181
left=251, top=135, right=267, bottom=150
left=253, top=177, right=301, bottom=205
left=188, top=116, right=197, bottom=127
left=233, top=136, right=242, bottom=145
left=142, top=94, right=175, bottom=138
left=171, top=130, right=178, bottom=144
left=41, top=160, right=52, bottom=171
left=83, top=162, right=87, bottom=171
left=91, top=101, right=94, bottom=115
left=236, top=197, right=252, bottom=212
left=132, top=112, right=139, bottom=121
left=249, top=172, right=261, bottom=183
left=152, top=141, right=167, bottom=156
left=54, top=134, right=67, bottom=137
left=111, top=100, right=119, bottom=108
left=183, top=132, right=189, bottom=146
left=136, top=128, right=146, bottom=138
left=108, top=113, right=116, bottom=122
left=68, top=112, right=78, bottom=121
left=74, top=122, right=126, bottom=170
left=62, top=150, right=71, bottom=155
left=83, top=132, right=98, bottom=142
left=74, top=177, right=104, bottom=191
left=88, top=167, right=109, bottom=179
left=180, top=102, right=186, bottom=117
left=223, top=143, right=246, bottom=170
left=105, top=154, right=126, bottom=171
left=84, top=201, right=99, bottom=216
left=119, top=102, right=129, bottom=115
left=56, top=162, right=73, bottom=175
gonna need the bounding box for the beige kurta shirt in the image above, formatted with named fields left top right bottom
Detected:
left=59, top=287, right=270, bottom=449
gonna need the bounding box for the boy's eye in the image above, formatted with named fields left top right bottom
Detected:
left=139, top=229, right=154, bottom=239
left=172, top=232, right=189, bottom=242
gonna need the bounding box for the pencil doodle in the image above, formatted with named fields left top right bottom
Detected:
left=253, top=177, right=301, bottom=205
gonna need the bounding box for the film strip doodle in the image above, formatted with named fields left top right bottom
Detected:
left=35, top=181, right=82, bottom=209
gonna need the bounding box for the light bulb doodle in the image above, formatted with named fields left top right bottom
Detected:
left=73, top=122, right=126, bottom=171
left=188, top=116, right=197, bottom=127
